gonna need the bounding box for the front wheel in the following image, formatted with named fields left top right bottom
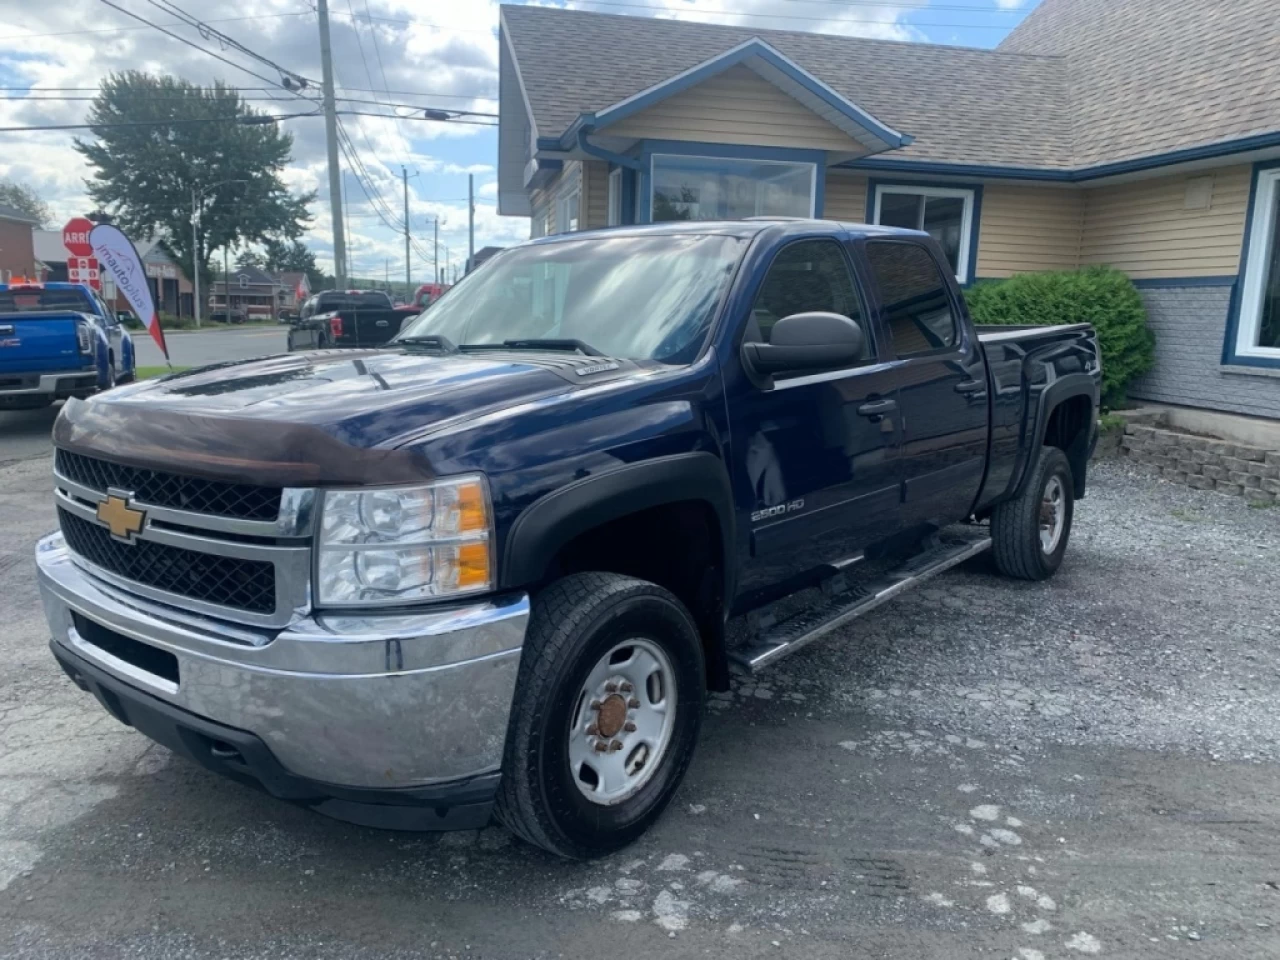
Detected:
left=495, top=573, right=705, bottom=859
left=991, top=446, right=1075, bottom=581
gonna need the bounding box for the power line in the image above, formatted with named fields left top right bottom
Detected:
left=340, top=110, right=497, bottom=126
left=0, top=12, right=309, bottom=42
left=144, top=0, right=318, bottom=87
left=92, top=0, right=320, bottom=96
left=0, top=111, right=318, bottom=133
left=0, top=85, right=500, bottom=102
left=0, top=93, right=497, bottom=117
left=362, top=0, right=414, bottom=164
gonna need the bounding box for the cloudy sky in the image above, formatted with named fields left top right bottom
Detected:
left=0, top=0, right=1036, bottom=281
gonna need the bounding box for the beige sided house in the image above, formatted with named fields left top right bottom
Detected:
left=497, top=0, right=1280, bottom=421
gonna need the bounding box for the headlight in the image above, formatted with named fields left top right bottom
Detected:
left=316, top=475, right=493, bottom=606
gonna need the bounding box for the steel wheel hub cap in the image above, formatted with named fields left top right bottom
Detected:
left=1040, top=475, right=1065, bottom=554
left=568, top=639, right=676, bottom=806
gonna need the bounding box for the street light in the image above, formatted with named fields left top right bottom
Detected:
left=191, top=179, right=248, bottom=328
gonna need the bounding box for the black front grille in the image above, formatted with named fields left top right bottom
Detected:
left=55, top=450, right=281, bottom=521
left=58, top=508, right=276, bottom=614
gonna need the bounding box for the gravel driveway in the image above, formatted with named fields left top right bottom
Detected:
left=1, top=456, right=1278, bottom=959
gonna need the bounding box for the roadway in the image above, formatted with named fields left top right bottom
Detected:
left=0, top=326, right=289, bottom=465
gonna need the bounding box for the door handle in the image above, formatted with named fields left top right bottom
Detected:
left=857, top=398, right=897, bottom=417
left=376, top=320, right=389, bottom=327
left=955, top=378, right=983, bottom=393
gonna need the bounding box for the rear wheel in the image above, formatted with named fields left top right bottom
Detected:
left=495, top=572, right=705, bottom=859
left=991, top=446, right=1074, bottom=581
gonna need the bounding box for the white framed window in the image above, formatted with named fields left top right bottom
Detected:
left=1234, top=166, right=1280, bottom=359
left=557, top=188, right=581, bottom=234
left=872, top=184, right=976, bottom=283
left=650, top=154, right=816, bottom=223
left=531, top=209, right=548, bottom=239
left=607, top=168, right=623, bottom=226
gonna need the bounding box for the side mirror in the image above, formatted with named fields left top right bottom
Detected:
left=742, top=311, right=866, bottom=382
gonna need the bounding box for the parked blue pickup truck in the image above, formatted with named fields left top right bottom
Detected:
left=36, top=220, right=1099, bottom=858
left=0, top=281, right=134, bottom=410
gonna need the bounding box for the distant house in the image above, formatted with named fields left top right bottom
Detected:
left=465, top=246, right=504, bottom=274
left=498, top=0, right=1280, bottom=421
left=210, top=265, right=284, bottom=320
left=0, top=203, right=38, bottom=283
left=33, top=229, right=194, bottom=317
left=273, top=271, right=311, bottom=313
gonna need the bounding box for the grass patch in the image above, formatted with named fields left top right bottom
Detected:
left=1170, top=508, right=1205, bottom=523
left=134, top=365, right=191, bottom=380
left=1247, top=499, right=1278, bottom=509
left=1098, top=412, right=1127, bottom=433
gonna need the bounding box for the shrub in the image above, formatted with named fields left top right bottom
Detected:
left=157, top=312, right=195, bottom=330
left=964, top=266, right=1154, bottom=408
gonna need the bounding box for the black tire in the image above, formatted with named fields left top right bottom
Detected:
left=104, top=355, right=117, bottom=390
left=495, top=572, right=705, bottom=859
left=991, top=446, right=1074, bottom=581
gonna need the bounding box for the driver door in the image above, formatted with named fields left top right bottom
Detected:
left=729, top=237, right=903, bottom=597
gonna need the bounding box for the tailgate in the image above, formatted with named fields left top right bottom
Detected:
left=0, top=314, right=85, bottom=374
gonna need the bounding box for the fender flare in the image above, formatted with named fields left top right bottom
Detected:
left=1013, top=376, right=1098, bottom=497
left=500, top=451, right=736, bottom=602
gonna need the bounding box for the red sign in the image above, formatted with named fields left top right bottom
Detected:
left=63, top=217, right=95, bottom=258
left=67, top=256, right=101, bottom=291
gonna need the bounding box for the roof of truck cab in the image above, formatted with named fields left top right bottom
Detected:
left=527, top=219, right=930, bottom=244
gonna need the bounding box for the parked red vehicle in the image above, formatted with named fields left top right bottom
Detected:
left=412, top=283, right=451, bottom=310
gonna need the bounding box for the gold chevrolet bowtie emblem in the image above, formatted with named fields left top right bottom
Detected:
left=97, top=494, right=145, bottom=542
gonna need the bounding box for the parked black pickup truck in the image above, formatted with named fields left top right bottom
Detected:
left=37, top=220, right=1099, bottom=859
left=287, top=290, right=419, bottom=349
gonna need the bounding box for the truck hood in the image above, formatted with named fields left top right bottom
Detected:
left=53, top=349, right=581, bottom=486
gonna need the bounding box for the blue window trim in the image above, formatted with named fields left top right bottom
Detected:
left=840, top=129, right=1280, bottom=183
left=1222, top=157, right=1280, bottom=369
left=636, top=140, right=828, bottom=224
left=865, top=178, right=983, bottom=287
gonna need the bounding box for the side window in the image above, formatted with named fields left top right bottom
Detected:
left=864, top=241, right=959, bottom=356
left=749, top=239, right=871, bottom=365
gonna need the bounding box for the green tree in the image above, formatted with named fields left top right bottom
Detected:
left=237, top=249, right=266, bottom=271
left=74, top=72, right=314, bottom=297
left=264, top=238, right=331, bottom=291
left=0, top=178, right=52, bottom=227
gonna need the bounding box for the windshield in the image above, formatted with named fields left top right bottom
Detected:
left=0, top=287, right=95, bottom=314
left=397, top=234, right=746, bottom=364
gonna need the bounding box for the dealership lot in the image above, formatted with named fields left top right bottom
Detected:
left=1, top=456, right=1278, bottom=959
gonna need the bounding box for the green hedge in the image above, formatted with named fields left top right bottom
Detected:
left=964, top=266, right=1154, bottom=408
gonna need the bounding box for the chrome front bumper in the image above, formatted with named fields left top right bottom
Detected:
left=36, top=532, right=528, bottom=790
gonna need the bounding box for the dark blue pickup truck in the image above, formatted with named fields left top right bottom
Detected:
left=36, top=220, right=1099, bottom=858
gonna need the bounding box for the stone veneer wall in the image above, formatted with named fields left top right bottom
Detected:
left=1120, top=423, right=1280, bottom=504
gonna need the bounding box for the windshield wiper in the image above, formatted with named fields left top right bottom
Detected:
left=497, top=338, right=604, bottom=356
left=394, top=334, right=458, bottom=353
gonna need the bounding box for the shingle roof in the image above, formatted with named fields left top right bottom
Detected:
left=1000, top=0, right=1280, bottom=168
left=0, top=202, right=38, bottom=224
left=502, top=0, right=1280, bottom=174
left=501, top=4, right=1074, bottom=170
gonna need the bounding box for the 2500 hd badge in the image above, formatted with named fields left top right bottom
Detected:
left=751, top=500, right=805, bottom=523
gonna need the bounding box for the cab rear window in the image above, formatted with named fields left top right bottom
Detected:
left=0, top=288, right=95, bottom=314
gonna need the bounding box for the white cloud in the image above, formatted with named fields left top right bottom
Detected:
left=0, top=0, right=946, bottom=275
left=995, top=0, right=1026, bottom=8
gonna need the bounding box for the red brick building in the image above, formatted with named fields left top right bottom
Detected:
left=0, top=203, right=39, bottom=283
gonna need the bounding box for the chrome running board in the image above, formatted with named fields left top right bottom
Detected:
left=729, top=531, right=992, bottom=674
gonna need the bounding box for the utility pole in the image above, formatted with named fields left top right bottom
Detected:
left=191, top=187, right=201, bottom=328
left=402, top=167, right=412, bottom=291
left=316, top=0, right=347, bottom=287
left=434, top=218, right=440, bottom=284
left=443, top=243, right=449, bottom=286
left=223, top=244, right=230, bottom=319
left=468, top=173, right=475, bottom=273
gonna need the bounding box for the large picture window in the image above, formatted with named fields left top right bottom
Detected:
left=651, top=155, right=815, bottom=223
left=872, top=184, right=976, bottom=283
left=1234, top=166, right=1280, bottom=360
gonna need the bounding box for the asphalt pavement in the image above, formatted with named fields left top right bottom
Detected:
left=132, top=324, right=289, bottom=368
left=0, top=327, right=289, bottom=465
left=2, top=457, right=1279, bottom=958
